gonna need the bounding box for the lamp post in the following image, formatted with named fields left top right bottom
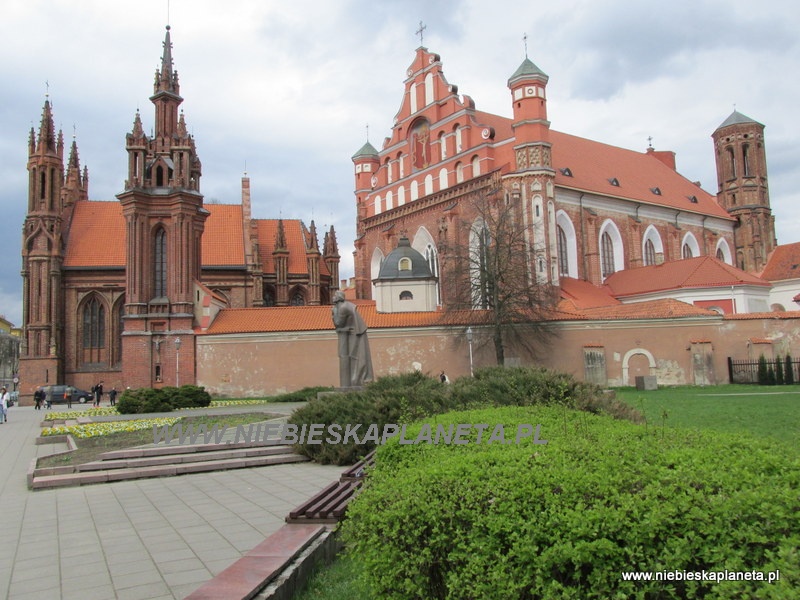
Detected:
left=466, top=326, right=474, bottom=377
left=175, top=337, right=182, bottom=387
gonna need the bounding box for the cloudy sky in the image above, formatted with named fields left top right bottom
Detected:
left=1, top=0, right=798, bottom=328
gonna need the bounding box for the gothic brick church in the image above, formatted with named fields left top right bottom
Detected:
left=20, top=26, right=340, bottom=393
left=19, top=27, right=791, bottom=398
left=352, top=46, right=776, bottom=311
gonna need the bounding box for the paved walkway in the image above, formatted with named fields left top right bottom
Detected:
left=0, top=404, right=342, bottom=599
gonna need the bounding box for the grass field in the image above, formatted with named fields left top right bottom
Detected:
left=614, top=384, right=800, bottom=445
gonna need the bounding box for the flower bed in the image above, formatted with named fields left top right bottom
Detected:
left=41, top=417, right=181, bottom=439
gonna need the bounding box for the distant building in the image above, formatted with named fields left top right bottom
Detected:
left=19, top=27, right=339, bottom=394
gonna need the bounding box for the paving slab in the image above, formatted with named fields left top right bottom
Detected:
left=0, top=404, right=342, bottom=599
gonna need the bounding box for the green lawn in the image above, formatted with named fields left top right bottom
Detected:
left=614, top=384, right=800, bottom=445
left=294, top=383, right=799, bottom=598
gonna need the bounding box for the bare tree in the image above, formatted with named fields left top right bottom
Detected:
left=443, top=187, right=557, bottom=366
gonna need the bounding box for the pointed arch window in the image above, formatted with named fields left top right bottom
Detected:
left=557, top=226, right=569, bottom=277
left=153, top=228, right=167, bottom=298
left=682, top=243, right=693, bottom=259
left=644, top=239, right=656, bottom=266
left=601, top=232, right=615, bottom=279
left=290, top=289, right=306, bottom=306
left=83, top=297, right=105, bottom=349
left=742, top=143, right=752, bottom=177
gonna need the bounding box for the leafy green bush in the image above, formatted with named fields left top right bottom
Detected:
left=289, top=368, right=636, bottom=465
left=116, top=385, right=211, bottom=414
left=785, top=354, right=795, bottom=385
left=343, top=406, right=800, bottom=599
left=288, top=371, right=454, bottom=464
left=270, top=386, right=335, bottom=402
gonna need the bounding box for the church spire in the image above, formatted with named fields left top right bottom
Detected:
left=35, top=99, right=57, bottom=156
left=154, top=25, right=180, bottom=97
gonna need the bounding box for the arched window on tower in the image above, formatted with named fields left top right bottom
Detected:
left=742, top=143, right=751, bottom=177
left=153, top=228, right=167, bottom=299
left=726, top=147, right=737, bottom=180
left=82, top=296, right=105, bottom=365
left=682, top=243, right=694, bottom=259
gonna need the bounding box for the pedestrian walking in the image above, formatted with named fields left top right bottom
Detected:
left=0, top=387, right=8, bottom=423
left=93, top=381, right=104, bottom=407
left=108, top=387, right=117, bottom=407
left=33, top=387, right=43, bottom=410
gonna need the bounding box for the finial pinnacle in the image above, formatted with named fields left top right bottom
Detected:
left=647, top=135, right=653, bottom=148
left=523, top=33, right=528, bottom=58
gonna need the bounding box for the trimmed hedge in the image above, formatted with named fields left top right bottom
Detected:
left=287, top=371, right=452, bottom=464
left=288, top=367, right=637, bottom=465
left=116, top=385, right=212, bottom=414
left=342, top=406, right=800, bottom=599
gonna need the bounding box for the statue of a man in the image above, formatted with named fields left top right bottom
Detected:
left=332, top=291, right=374, bottom=388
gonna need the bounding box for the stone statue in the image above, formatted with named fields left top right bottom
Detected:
left=332, top=291, right=374, bottom=388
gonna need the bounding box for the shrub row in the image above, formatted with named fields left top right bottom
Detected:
left=288, top=367, right=636, bottom=465
left=342, top=405, right=800, bottom=599
left=116, top=385, right=212, bottom=414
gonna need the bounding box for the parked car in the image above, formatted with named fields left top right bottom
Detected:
left=42, top=385, right=93, bottom=405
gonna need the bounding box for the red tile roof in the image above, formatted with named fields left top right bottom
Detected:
left=256, top=219, right=317, bottom=276
left=759, top=242, right=800, bottom=281
left=203, top=204, right=244, bottom=266
left=64, top=201, right=247, bottom=268
left=549, top=131, right=731, bottom=219
left=559, top=277, right=620, bottom=309
left=64, top=201, right=125, bottom=267
left=603, top=256, right=769, bottom=298
left=205, top=295, right=718, bottom=335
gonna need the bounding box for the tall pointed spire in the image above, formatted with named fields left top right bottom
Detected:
left=36, top=99, right=57, bottom=155
left=154, top=25, right=179, bottom=96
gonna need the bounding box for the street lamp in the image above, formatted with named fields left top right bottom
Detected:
left=175, top=337, right=182, bottom=387
left=466, top=326, right=474, bottom=377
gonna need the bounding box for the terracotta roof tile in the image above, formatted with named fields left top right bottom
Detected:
left=64, top=201, right=125, bottom=267
left=603, top=256, right=769, bottom=297
left=759, top=242, right=800, bottom=281
left=203, top=204, right=244, bottom=266
left=255, top=220, right=313, bottom=276
left=63, top=201, right=245, bottom=268
left=724, top=311, right=800, bottom=320
left=559, top=277, right=620, bottom=308
left=205, top=295, right=718, bottom=335
left=549, top=130, right=731, bottom=219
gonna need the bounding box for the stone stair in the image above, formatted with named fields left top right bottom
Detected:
left=29, top=438, right=309, bottom=489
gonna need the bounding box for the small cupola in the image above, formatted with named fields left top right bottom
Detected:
left=373, top=237, right=438, bottom=313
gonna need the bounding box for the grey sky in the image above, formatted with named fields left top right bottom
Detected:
left=1, top=0, right=798, bottom=327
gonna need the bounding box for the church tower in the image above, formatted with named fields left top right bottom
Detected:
left=712, top=111, right=776, bottom=272
left=19, top=98, right=68, bottom=387
left=506, top=52, right=558, bottom=285
left=116, top=26, right=208, bottom=388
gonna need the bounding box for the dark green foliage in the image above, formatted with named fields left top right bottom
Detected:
left=785, top=354, right=795, bottom=385
left=775, top=356, right=784, bottom=385
left=288, top=371, right=452, bottom=464
left=289, top=368, right=639, bottom=465
left=343, top=406, right=800, bottom=599
left=766, top=363, right=776, bottom=385
left=116, top=385, right=212, bottom=414
left=270, top=386, right=335, bottom=402
left=757, top=354, right=768, bottom=385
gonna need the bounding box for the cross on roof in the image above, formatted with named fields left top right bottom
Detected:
left=416, top=21, right=426, bottom=46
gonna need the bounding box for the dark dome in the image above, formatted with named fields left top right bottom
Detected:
left=375, top=237, right=435, bottom=280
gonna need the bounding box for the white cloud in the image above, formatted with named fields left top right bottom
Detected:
left=1, top=0, right=798, bottom=328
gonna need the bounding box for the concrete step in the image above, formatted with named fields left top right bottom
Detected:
left=32, top=452, right=310, bottom=489
left=97, top=437, right=285, bottom=460
left=77, top=444, right=296, bottom=471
